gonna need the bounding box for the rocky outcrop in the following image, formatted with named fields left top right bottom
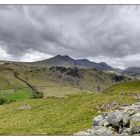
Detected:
left=18, top=104, right=32, bottom=110
left=74, top=102, right=140, bottom=136
left=49, top=66, right=83, bottom=85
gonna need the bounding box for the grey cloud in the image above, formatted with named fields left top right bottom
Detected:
left=0, top=5, right=140, bottom=68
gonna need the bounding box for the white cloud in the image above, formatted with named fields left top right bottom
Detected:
left=88, top=53, right=140, bottom=69
left=1, top=5, right=140, bottom=68
left=0, top=46, right=12, bottom=60
left=20, top=49, right=52, bottom=62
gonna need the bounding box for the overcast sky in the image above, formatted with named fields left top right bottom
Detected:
left=0, top=5, right=140, bottom=68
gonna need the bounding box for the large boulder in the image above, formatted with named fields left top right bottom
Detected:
left=107, top=111, right=130, bottom=127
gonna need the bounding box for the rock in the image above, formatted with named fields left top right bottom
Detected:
left=18, top=104, right=32, bottom=110
left=122, top=128, right=131, bottom=134
left=124, top=109, right=136, bottom=116
left=130, top=126, right=140, bottom=135
left=116, top=133, right=129, bottom=136
left=107, top=111, right=129, bottom=127
left=104, top=121, right=110, bottom=127
left=75, top=102, right=140, bottom=136
left=93, top=115, right=107, bottom=126
left=122, top=113, right=130, bottom=126
left=130, top=113, right=140, bottom=128
left=74, top=131, right=91, bottom=136
left=120, top=103, right=140, bottom=115
left=89, top=126, right=116, bottom=136
left=107, top=111, right=123, bottom=127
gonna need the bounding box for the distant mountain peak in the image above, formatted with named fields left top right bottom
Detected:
left=54, top=55, right=73, bottom=60
left=77, top=58, right=90, bottom=62
left=32, top=55, right=114, bottom=71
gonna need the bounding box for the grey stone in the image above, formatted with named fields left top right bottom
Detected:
left=74, top=131, right=91, bottom=136
left=130, top=113, right=140, bottom=128
left=120, top=104, right=140, bottom=115
left=90, top=126, right=116, bottom=136
left=116, top=133, right=129, bottom=136
left=122, top=128, right=131, bottom=134
left=130, top=126, right=140, bottom=135
left=107, top=111, right=124, bottom=127
left=75, top=102, right=140, bottom=136
left=122, top=113, right=130, bottom=126
left=93, top=115, right=107, bottom=126
left=18, top=104, right=32, bottom=110
left=133, top=134, right=140, bottom=136
left=107, top=110, right=130, bottom=128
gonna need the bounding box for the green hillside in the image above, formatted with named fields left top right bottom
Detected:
left=0, top=63, right=133, bottom=98
left=0, top=63, right=139, bottom=135
left=104, top=81, right=140, bottom=95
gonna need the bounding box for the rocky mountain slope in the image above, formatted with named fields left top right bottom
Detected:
left=74, top=102, right=140, bottom=136
left=32, top=55, right=114, bottom=71
left=0, top=63, right=133, bottom=95
left=122, top=67, right=140, bottom=80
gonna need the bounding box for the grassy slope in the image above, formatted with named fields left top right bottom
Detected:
left=1, top=64, right=132, bottom=96
left=0, top=93, right=136, bottom=135
left=103, top=81, right=140, bottom=95
left=0, top=63, right=139, bottom=135
left=0, top=88, right=32, bottom=100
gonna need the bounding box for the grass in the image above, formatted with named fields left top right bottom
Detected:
left=36, top=86, right=86, bottom=98
left=0, top=64, right=139, bottom=135
left=104, top=81, right=140, bottom=95
left=0, top=88, right=32, bottom=100
left=0, top=92, right=136, bottom=135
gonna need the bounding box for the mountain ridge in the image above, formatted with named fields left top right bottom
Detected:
left=31, top=55, right=114, bottom=71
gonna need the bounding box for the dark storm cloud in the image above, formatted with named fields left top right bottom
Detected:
left=0, top=5, right=140, bottom=68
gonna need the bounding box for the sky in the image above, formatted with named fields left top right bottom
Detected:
left=0, top=5, right=140, bottom=69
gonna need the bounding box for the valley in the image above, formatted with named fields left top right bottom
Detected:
left=0, top=55, right=140, bottom=135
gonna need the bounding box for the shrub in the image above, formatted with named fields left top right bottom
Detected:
left=0, top=97, right=7, bottom=105
left=31, top=91, right=43, bottom=99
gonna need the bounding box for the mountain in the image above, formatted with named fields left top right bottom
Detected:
left=122, top=67, right=140, bottom=79
left=0, top=62, right=133, bottom=93
left=32, top=55, right=113, bottom=71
